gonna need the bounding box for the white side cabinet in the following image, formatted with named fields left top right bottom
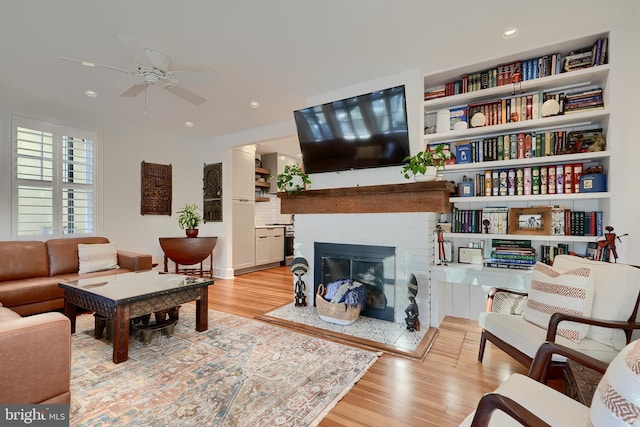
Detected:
left=232, top=147, right=256, bottom=201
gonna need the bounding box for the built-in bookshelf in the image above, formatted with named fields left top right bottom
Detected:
left=423, top=32, right=611, bottom=260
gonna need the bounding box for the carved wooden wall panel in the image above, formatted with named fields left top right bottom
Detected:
left=141, top=162, right=172, bottom=215
left=203, top=162, right=222, bottom=222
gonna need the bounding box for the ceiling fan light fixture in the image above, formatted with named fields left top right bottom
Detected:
left=84, top=90, right=97, bottom=97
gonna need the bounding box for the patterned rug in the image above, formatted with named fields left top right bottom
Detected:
left=70, top=304, right=378, bottom=426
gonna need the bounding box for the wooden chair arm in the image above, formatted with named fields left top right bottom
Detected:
left=470, top=393, right=551, bottom=427
left=528, top=341, right=609, bottom=384
left=546, top=312, right=640, bottom=344
left=486, top=287, right=529, bottom=312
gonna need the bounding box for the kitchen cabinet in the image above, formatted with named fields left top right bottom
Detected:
left=255, top=227, right=285, bottom=266
left=232, top=147, right=255, bottom=201
left=232, top=200, right=255, bottom=270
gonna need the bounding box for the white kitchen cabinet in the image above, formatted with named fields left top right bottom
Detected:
left=232, top=147, right=256, bottom=201
left=255, top=227, right=285, bottom=266
left=232, top=200, right=255, bottom=270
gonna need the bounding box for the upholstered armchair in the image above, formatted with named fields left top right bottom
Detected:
left=478, top=255, right=640, bottom=372
left=461, top=339, right=640, bottom=426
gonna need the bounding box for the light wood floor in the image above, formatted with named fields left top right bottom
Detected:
left=207, top=266, right=530, bottom=426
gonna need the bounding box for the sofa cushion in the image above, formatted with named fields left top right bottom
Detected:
left=0, top=241, right=49, bottom=281
left=484, top=312, right=620, bottom=363
left=0, top=307, right=22, bottom=322
left=46, top=237, right=109, bottom=276
left=589, top=340, right=640, bottom=426
left=552, top=255, right=640, bottom=350
left=523, top=262, right=594, bottom=342
left=78, top=243, right=119, bottom=274
left=0, top=277, right=65, bottom=309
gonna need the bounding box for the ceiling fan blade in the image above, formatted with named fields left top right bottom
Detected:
left=116, top=34, right=153, bottom=67
left=58, top=56, right=136, bottom=75
left=121, top=83, right=147, bottom=98
left=164, top=84, right=206, bottom=106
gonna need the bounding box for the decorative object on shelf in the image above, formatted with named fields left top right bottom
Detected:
left=595, top=225, right=628, bottom=263
left=140, top=161, right=172, bottom=216
left=176, top=203, right=202, bottom=237
left=541, top=98, right=561, bottom=117
left=507, top=206, right=552, bottom=235
left=203, top=162, right=222, bottom=222
left=277, top=164, right=311, bottom=195
left=290, top=257, right=308, bottom=307
left=404, top=273, right=420, bottom=332
left=458, top=247, right=484, bottom=264
left=401, top=143, right=449, bottom=181
left=435, top=224, right=448, bottom=265
left=470, top=112, right=486, bottom=128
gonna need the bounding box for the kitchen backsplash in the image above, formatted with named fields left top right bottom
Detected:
left=254, top=194, right=293, bottom=225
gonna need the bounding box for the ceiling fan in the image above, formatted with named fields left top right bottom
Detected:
left=59, top=34, right=211, bottom=106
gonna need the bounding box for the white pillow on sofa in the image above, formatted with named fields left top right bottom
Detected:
left=78, top=243, right=119, bottom=274
left=523, top=262, right=594, bottom=342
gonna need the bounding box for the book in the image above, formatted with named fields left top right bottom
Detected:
left=483, top=262, right=535, bottom=270
left=491, top=238, right=532, bottom=248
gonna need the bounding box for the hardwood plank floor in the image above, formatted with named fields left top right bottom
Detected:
left=207, top=266, right=532, bottom=426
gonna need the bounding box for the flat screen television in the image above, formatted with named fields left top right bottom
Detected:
left=293, top=84, right=410, bottom=174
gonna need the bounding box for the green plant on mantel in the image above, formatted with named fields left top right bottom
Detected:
left=276, top=164, right=311, bottom=195
left=400, top=144, right=449, bottom=179
left=176, top=203, right=202, bottom=230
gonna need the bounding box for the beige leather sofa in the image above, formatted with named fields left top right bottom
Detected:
left=0, top=237, right=152, bottom=316
left=0, top=307, right=71, bottom=403
left=0, top=236, right=152, bottom=404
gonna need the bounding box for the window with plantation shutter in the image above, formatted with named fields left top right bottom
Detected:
left=12, top=115, right=98, bottom=238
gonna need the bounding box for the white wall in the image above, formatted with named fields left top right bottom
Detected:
left=1, top=9, right=638, bottom=271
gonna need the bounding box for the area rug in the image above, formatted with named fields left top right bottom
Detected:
left=70, top=304, right=378, bottom=426
left=256, top=303, right=437, bottom=361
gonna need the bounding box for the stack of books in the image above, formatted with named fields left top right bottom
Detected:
left=563, top=88, right=604, bottom=114
left=484, top=239, right=537, bottom=270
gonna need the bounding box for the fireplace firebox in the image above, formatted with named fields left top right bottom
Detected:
left=314, top=242, right=395, bottom=322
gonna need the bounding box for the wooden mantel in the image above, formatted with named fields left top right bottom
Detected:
left=277, top=181, right=455, bottom=214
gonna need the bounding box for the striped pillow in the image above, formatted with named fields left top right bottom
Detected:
left=78, top=243, right=119, bottom=274
left=589, top=340, right=640, bottom=426
left=523, top=262, right=594, bottom=342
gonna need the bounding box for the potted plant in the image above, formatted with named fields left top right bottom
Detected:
left=400, top=144, right=450, bottom=181
left=176, top=203, right=202, bottom=237
left=276, top=164, right=311, bottom=195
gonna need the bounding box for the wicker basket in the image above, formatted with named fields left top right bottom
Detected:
left=316, top=283, right=362, bottom=325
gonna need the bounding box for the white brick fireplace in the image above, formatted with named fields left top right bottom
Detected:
left=293, top=212, right=438, bottom=328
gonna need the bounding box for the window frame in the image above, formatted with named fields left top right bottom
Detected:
left=11, top=115, right=99, bottom=240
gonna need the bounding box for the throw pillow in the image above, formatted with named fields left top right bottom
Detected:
left=523, top=262, right=594, bottom=342
left=589, top=339, right=640, bottom=426
left=78, top=243, right=119, bottom=274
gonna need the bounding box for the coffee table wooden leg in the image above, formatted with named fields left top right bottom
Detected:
left=196, top=286, right=208, bottom=331
left=63, top=299, right=77, bottom=333
left=113, top=305, right=130, bottom=364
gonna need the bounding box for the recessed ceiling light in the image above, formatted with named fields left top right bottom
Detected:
left=503, top=27, right=519, bottom=39
left=84, top=90, right=97, bottom=97
left=82, top=61, right=95, bottom=67
left=249, top=101, right=260, bottom=109
left=185, top=121, right=194, bottom=128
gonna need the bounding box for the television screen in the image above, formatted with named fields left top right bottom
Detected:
left=293, top=85, right=410, bottom=174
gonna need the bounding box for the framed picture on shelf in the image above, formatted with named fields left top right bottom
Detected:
left=458, top=247, right=483, bottom=264
left=508, top=206, right=552, bottom=235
